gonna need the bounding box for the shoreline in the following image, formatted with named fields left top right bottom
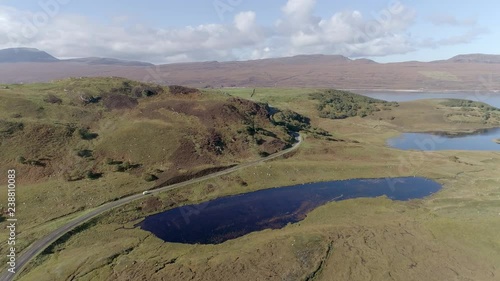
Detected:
left=341, top=89, right=500, bottom=94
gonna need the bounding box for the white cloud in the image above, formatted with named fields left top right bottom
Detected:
left=420, top=27, right=488, bottom=48
left=429, top=14, right=477, bottom=26
left=276, top=2, right=417, bottom=58
left=234, top=11, right=256, bottom=32
left=282, top=0, right=317, bottom=25
left=0, top=6, right=267, bottom=63
left=0, top=1, right=485, bottom=63
left=251, top=46, right=272, bottom=60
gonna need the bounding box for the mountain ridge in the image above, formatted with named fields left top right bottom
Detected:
left=0, top=48, right=154, bottom=66
left=2, top=48, right=500, bottom=91
left=3, top=47, right=500, bottom=66
left=0, top=47, right=58, bottom=63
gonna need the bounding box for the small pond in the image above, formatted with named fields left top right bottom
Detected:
left=388, top=127, right=500, bottom=151
left=138, top=177, right=441, bottom=244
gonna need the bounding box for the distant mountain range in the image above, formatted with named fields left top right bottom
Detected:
left=446, top=54, right=500, bottom=64
left=3, top=47, right=500, bottom=66
left=0, top=48, right=58, bottom=63
left=1, top=47, right=500, bottom=91
left=63, top=57, right=154, bottom=67
left=0, top=47, right=153, bottom=66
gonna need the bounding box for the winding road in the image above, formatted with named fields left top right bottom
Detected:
left=1, top=134, right=302, bottom=281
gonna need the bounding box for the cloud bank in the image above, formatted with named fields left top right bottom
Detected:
left=0, top=0, right=485, bottom=63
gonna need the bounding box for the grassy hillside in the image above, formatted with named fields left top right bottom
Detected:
left=0, top=77, right=302, bottom=183
left=2, top=85, right=500, bottom=281
left=0, top=78, right=307, bottom=259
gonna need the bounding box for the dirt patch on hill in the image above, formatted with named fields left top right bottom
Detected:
left=228, top=97, right=270, bottom=119
left=0, top=123, right=76, bottom=183
left=101, top=93, right=138, bottom=110
left=154, top=165, right=236, bottom=189
left=139, top=196, right=163, bottom=213
left=168, top=135, right=216, bottom=169
left=142, top=96, right=271, bottom=123
left=260, top=139, right=289, bottom=155
left=169, top=85, right=201, bottom=95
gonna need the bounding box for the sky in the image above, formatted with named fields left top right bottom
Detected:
left=0, top=0, right=498, bottom=64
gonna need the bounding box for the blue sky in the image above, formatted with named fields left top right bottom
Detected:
left=0, top=0, right=498, bottom=63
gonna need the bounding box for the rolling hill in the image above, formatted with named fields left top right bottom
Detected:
left=0, top=77, right=303, bottom=186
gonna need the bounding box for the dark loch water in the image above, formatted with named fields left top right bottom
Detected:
left=361, top=92, right=500, bottom=108
left=388, top=128, right=500, bottom=151
left=138, top=177, right=441, bottom=244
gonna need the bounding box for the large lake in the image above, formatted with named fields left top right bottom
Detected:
left=361, top=92, right=500, bottom=108
left=361, top=92, right=500, bottom=151
left=138, top=177, right=441, bottom=244
left=388, top=128, right=500, bottom=151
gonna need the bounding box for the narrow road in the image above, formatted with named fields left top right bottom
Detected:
left=1, top=134, right=302, bottom=281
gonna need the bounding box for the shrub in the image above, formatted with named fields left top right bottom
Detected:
left=16, top=156, right=26, bottom=164
left=131, top=85, right=162, bottom=97
left=63, top=170, right=85, bottom=182
left=115, top=161, right=141, bottom=172
left=44, top=94, right=63, bottom=105
left=143, top=174, right=159, bottom=182
left=308, top=127, right=332, bottom=137
left=131, top=86, right=144, bottom=97
left=272, top=110, right=311, bottom=132
left=18, top=157, right=45, bottom=167
left=259, top=151, right=270, bottom=157
left=26, top=159, right=45, bottom=166
left=86, top=171, right=103, bottom=180
left=78, top=92, right=101, bottom=105
left=169, top=85, right=199, bottom=95
left=105, top=158, right=123, bottom=165
left=246, top=126, right=256, bottom=136
left=77, top=149, right=93, bottom=158
left=78, top=128, right=98, bottom=140
left=310, top=89, right=395, bottom=120
left=0, top=121, right=24, bottom=137
left=441, top=99, right=499, bottom=111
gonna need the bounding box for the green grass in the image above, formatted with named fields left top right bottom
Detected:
left=19, top=115, right=500, bottom=280
left=213, top=87, right=318, bottom=114
left=94, top=119, right=181, bottom=166
left=3, top=84, right=500, bottom=280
